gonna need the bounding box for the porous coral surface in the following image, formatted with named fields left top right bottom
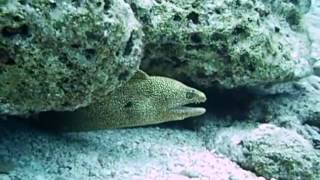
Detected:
left=134, top=0, right=311, bottom=88
left=0, top=0, right=143, bottom=115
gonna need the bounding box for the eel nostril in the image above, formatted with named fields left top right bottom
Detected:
left=186, top=91, right=196, bottom=99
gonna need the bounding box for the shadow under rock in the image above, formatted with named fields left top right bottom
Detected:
left=176, top=86, right=257, bottom=130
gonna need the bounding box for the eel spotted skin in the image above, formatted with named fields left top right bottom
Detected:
left=37, top=70, right=207, bottom=131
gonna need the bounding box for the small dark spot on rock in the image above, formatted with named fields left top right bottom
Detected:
left=186, top=44, right=206, bottom=51
left=1, top=24, right=30, bottom=38
left=173, top=14, right=182, bottom=21
left=71, top=44, right=81, bottom=48
left=211, top=32, right=225, bottom=41
left=190, top=33, right=202, bottom=44
left=313, top=139, right=320, bottom=149
left=0, top=49, right=15, bottom=66
left=96, top=1, right=102, bottom=7
left=71, top=0, right=82, bottom=7
left=235, top=0, right=241, bottom=6
left=85, top=31, right=101, bottom=40
left=148, top=57, right=164, bottom=67
left=214, top=8, right=222, bottom=14
left=154, top=0, right=162, bottom=4
left=248, top=63, right=256, bottom=72
left=50, top=2, right=57, bottom=8
left=232, top=25, right=246, bottom=35
left=124, top=102, right=133, bottom=108
left=171, top=56, right=186, bottom=68
left=196, top=71, right=207, bottom=78
left=216, top=45, right=229, bottom=56
left=84, top=49, right=96, bottom=59
left=118, top=70, right=130, bottom=81
left=104, top=0, right=111, bottom=11
left=130, top=3, right=138, bottom=15
left=124, top=32, right=134, bottom=56
left=274, top=26, right=280, bottom=33
left=240, top=54, right=246, bottom=62
left=286, top=9, right=301, bottom=26
left=187, top=11, right=200, bottom=24
left=18, top=0, right=27, bottom=5
left=191, top=1, right=200, bottom=8
left=254, top=7, right=270, bottom=17
left=13, top=16, right=23, bottom=22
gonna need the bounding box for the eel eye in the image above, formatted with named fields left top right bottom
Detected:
left=186, top=90, right=196, bottom=99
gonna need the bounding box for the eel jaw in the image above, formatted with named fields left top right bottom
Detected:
left=168, top=92, right=207, bottom=120
left=169, top=106, right=206, bottom=119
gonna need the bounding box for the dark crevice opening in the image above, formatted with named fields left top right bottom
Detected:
left=103, top=0, right=111, bottom=11
left=1, top=24, right=30, bottom=38
left=162, top=84, right=257, bottom=130
left=123, top=32, right=134, bottom=56
left=187, top=11, right=200, bottom=24
left=0, top=49, right=15, bottom=66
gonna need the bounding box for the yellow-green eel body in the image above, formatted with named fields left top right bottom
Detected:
left=38, top=71, right=207, bottom=132
left=1, top=71, right=206, bottom=172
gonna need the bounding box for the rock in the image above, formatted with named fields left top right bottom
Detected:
left=313, top=61, right=320, bottom=76
left=0, top=0, right=143, bottom=115
left=200, top=121, right=320, bottom=180
left=239, top=124, right=320, bottom=180
left=0, top=120, right=264, bottom=180
left=305, top=0, right=320, bottom=62
left=249, top=75, right=320, bottom=127
left=129, top=0, right=311, bottom=89
left=261, top=0, right=312, bottom=28
left=247, top=75, right=320, bottom=149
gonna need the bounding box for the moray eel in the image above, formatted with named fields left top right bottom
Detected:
left=37, top=70, right=207, bottom=131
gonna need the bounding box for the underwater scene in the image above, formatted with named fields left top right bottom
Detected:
left=0, top=0, right=320, bottom=179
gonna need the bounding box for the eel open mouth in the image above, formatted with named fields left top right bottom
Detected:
left=169, top=91, right=207, bottom=119
left=172, top=106, right=206, bottom=117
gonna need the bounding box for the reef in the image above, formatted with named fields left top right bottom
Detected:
left=197, top=117, right=320, bottom=180
left=0, top=0, right=143, bottom=115
left=1, top=0, right=320, bottom=180
left=129, top=0, right=312, bottom=88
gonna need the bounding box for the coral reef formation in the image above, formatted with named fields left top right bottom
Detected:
left=0, top=0, right=320, bottom=179
left=249, top=75, right=320, bottom=128
left=0, top=122, right=264, bottom=180
left=261, top=0, right=311, bottom=28
left=132, top=0, right=311, bottom=88
left=0, top=0, right=143, bottom=115
left=197, top=117, right=320, bottom=180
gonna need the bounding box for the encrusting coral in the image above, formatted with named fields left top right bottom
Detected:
left=0, top=0, right=143, bottom=115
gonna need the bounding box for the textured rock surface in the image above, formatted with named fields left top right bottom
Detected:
left=261, top=0, right=312, bottom=29
left=306, top=0, right=320, bottom=62
left=0, top=120, right=264, bottom=180
left=0, top=0, right=143, bottom=115
left=249, top=75, right=320, bottom=127
left=237, top=124, right=320, bottom=180
left=197, top=118, right=320, bottom=180
left=133, top=0, right=311, bottom=88
left=247, top=75, right=320, bottom=149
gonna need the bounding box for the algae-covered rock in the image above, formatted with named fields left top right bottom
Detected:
left=210, top=123, right=320, bottom=180
left=261, top=0, right=311, bottom=28
left=240, top=124, right=320, bottom=180
left=305, top=0, right=320, bottom=62
left=0, top=0, right=143, bottom=115
left=249, top=75, right=320, bottom=127
left=131, top=0, right=311, bottom=89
